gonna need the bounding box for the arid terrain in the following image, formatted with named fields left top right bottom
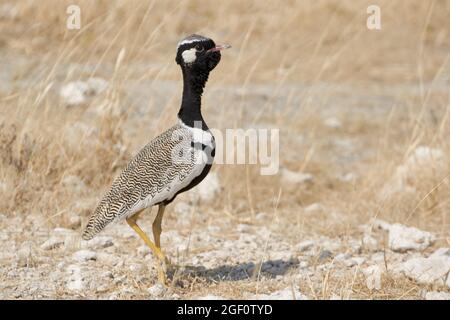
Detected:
left=0, top=0, right=450, bottom=299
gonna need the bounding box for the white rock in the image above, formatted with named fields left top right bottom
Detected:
left=66, top=264, right=87, bottom=291
left=380, top=146, right=446, bottom=198
left=82, top=236, right=114, bottom=249
left=196, top=294, right=226, bottom=300
left=147, top=283, right=166, bottom=297
left=17, top=243, right=33, bottom=267
left=252, top=287, right=307, bottom=300
left=40, top=237, right=64, bottom=250
left=425, top=291, right=450, bottom=300
left=67, top=215, right=82, bottom=229
left=97, top=253, right=121, bottom=266
left=296, top=240, right=315, bottom=252
left=67, top=277, right=85, bottom=291
left=129, top=263, right=143, bottom=273
left=299, top=261, right=309, bottom=268
left=372, top=219, right=392, bottom=231
left=362, top=234, right=378, bottom=250
left=191, top=172, right=220, bottom=202
left=324, top=117, right=342, bottom=129
left=281, top=169, right=314, bottom=185
left=338, top=172, right=358, bottom=183
left=363, top=265, right=383, bottom=290
left=430, top=247, right=450, bottom=258
left=304, top=203, right=324, bottom=214
left=394, top=250, right=450, bottom=287
left=137, top=245, right=151, bottom=258
left=72, top=250, right=97, bottom=262
left=345, top=257, right=366, bottom=267
left=60, top=78, right=108, bottom=106
left=388, top=223, right=435, bottom=252
left=335, top=253, right=351, bottom=262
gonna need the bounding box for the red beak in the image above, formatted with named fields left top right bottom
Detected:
left=207, top=44, right=231, bottom=53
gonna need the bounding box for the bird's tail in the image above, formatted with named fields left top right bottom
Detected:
left=81, top=199, right=115, bottom=240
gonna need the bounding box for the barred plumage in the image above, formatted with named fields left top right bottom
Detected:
left=82, top=123, right=214, bottom=240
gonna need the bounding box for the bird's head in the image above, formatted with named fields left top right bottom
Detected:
left=175, top=34, right=231, bottom=73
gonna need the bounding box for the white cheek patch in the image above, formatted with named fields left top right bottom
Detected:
left=182, top=48, right=197, bottom=64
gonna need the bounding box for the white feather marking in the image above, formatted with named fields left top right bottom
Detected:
left=177, top=38, right=202, bottom=49
left=181, top=48, right=197, bottom=64
left=178, top=119, right=214, bottom=148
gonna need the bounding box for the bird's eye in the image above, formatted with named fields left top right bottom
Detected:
left=195, top=44, right=204, bottom=52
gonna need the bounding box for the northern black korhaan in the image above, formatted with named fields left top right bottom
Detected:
left=82, top=34, right=230, bottom=284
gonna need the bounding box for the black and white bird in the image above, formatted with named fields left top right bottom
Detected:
left=82, top=34, right=230, bottom=283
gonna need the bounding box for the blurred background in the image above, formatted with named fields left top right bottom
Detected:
left=0, top=0, right=449, bottom=299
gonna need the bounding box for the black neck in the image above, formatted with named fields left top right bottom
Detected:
left=178, top=67, right=210, bottom=130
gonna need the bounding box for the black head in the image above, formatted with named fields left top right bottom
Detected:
left=175, top=34, right=230, bottom=72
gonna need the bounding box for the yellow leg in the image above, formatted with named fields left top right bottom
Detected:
left=126, top=212, right=167, bottom=284
left=152, top=204, right=170, bottom=265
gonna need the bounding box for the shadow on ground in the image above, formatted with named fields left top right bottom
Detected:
left=168, top=258, right=299, bottom=283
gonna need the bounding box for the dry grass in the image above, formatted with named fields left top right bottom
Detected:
left=1, top=0, right=450, bottom=299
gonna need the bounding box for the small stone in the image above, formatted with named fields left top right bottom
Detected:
left=425, top=291, right=450, bottom=300
left=114, top=275, right=127, bottom=285
left=96, top=285, right=110, bottom=293
left=60, top=78, right=108, bottom=106
left=345, top=257, right=366, bottom=267
left=281, top=169, right=314, bottom=185
left=255, top=212, right=268, bottom=220
left=394, top=250, right=450, bottom=287
left=363, top=265, right=383, bottom=290
left=197, top=294, right=226, bottom=300
left=299, top=261, right=309, bottom=268
left=129, top=263, right=143, bottom=273
left=66, top=264, right=87, bottom=291
left=430, top=247, right=450, bottom=258
left=296, top=240, right=315, bottom=252
left=72, top=250, right=97, bottom=262
left=147, top=283, right=166, bottom=297
left=388, top=223, right=435, bottom=252
left=335, top=253, right=351, bottom=262
left=101, top=271, right=114, bottom=279
left=362, top=234, right=378, bottom=251
left=40, top=237, right=64, bottom=250
left=82, top=236, right=114, bottom=249
left=137, top=245, right=151, bottom=258
left=121, top=287, right=135, bottom=295
left=97, top=253, right=121, bottom=266
left=67, top=278, right=86, bottom=291
left=67, top=215, right=81, bottom=229
left=324, top=117, right=342, bottom=129
left=304, top=203, right=324, bottom=214
left=338, top=172, right=358, bottom=183
left=17, top=243, right=33, bottom=267
left=252, top=287, right=307, bottom=300
left=318, top=250, right=333, bottom=262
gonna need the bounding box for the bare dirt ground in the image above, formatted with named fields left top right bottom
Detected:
left=0, top=0, right=450, bottom=299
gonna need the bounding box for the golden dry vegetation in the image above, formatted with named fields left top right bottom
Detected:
left=0, top=0, right=450, bottom=299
